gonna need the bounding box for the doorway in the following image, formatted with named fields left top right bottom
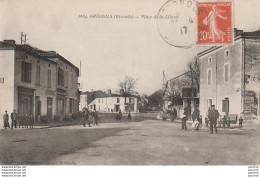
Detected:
left=47, top=97, right=53, bottom=119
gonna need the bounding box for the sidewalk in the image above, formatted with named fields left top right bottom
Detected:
left=33, top=119, right=83, bottom=129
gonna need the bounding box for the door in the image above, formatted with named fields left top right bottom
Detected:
left=115, top=105, right=120, bottom=112
left=47, top=97, right=53, bottom=119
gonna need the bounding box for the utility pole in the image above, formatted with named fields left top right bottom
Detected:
left=190, top=64, right=195, bottom=113
left=20, top=32, right=27, bottom=44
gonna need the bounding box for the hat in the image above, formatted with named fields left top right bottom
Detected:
left=211, top=105, right=215, bottom=107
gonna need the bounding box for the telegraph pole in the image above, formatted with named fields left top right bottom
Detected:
left=190, top=64, right=195, bottom=113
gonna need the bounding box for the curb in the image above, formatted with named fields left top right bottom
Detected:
left=35, top=120, right=83, bottom=129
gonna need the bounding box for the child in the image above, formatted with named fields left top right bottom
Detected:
left=205, top=117, right=209, bottom=127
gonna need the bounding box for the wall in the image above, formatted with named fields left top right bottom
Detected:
left=0, top=49, right=15, bottom=128
left=14, top=50, right=57, bottom=119
left=199, top=40, right=243, bottom=122
left=56, top=59, right=79, bottom=115
left=244, top=39, right=260, bottom=115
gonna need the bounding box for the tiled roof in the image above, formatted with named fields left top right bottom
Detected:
left=0, top=40, right=79, bottom=75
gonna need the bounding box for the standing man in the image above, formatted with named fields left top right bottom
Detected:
left=239, top=116, right=243, bottom=128
left=208, top=105, right=219, bottom=134
left=223, top=115, right=227, bottom=128
left=3, top=110, right=10, bottom=129
left=192, top=105, right=200, bottom=122
left=93, top=111, right=98, bottom=126
left=83, top=108, right=91, bottom=127
left=11, top=109, right=18, bottom=129
left=182, top=107, right=188, bottom=130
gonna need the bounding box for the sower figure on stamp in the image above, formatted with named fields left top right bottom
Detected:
left=208, top=105, right=219, bottom=134
left=3, top=110, right=10, bottom=129
left=11, top=109, right=18, bottom=129
left=203, top=5, right=228, bottom=42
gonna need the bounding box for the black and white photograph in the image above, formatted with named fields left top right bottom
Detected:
left=0, top=0, right=259, bottom=176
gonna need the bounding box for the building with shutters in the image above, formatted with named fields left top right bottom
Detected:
left=80, top=89, right=139, bottom=113
left=198, top=29, right=260, bottom=122
left=0, top=40, right=79, bottom=127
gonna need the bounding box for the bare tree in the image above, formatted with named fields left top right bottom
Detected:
left=186, top=56, right=200, bottom=93
left=118, top=75, right=138, bottom=103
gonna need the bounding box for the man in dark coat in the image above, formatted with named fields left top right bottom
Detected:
left=192, top=106, right=200, bottom=122
left=208, top=105, right=219, bottom=134
left=83, top=108, right=91, bottom=127
left=11, top=109, right=18, bottom=129
left=3, top=110, right=10, bottom=129
left=182, top=107, right=189, bottom=130
left=239, top=116, right=243, bottom=128
left=93, top=111, right=98, bottom=126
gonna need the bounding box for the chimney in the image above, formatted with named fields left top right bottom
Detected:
left=4, top=40, right=15, bottom=45
left=107, top=89, right=111, bottom=95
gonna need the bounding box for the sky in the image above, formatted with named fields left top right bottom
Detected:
left=1, top=0, right=260, bottom=95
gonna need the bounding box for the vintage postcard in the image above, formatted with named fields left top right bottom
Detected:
left=0, top=0, right=260, bottom=175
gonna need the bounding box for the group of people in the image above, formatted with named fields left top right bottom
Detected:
left=181, top=105, right=244, bottom=134
left=3, top=110, right=34, bottom=130
left=82, top=108, right=99, bottom=127
left=116, top=110, right=132, bottom=121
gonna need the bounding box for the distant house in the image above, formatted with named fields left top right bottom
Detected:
left=0, top=40, right=79, bottom=127
left=80, top=90, right=139, bottom=113
left=79, top=90, right=107, bottom=111
left=198, top=29, right=260, bottom=122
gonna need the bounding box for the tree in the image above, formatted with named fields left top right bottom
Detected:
left=148, top=90, right=164, bottom=110
left=118, top=75, right=138, bottom=103
left=164, top=87, right=182, bottom=107
left=186, top=56, right=200, bottom=93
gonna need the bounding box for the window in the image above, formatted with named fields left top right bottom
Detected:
left=58, top=68, right=64, bottom=86
left=222, top=98, right=229, bottom=112
left=129, top=98, right=132, bottom=103
left=98, top=98, right=100, bottom=103
left=47, top=70, right=51, bottom=88
left=21, top=61, right=32, bottom=83
left=224, top=50, right=230, bottom=58
left=208, top=57, right=212, bottom=64
left=36, top=65, right=40, bottom=85
left=224, top=63, right=229, bottom=83
left=117, top=98, right=120, bottom=103
left=207, top=69, right=212, bottom=85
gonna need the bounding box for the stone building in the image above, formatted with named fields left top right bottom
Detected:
left=198, top=29, right=260, bottom=122
left=0, top=40, right=79, bottom=127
